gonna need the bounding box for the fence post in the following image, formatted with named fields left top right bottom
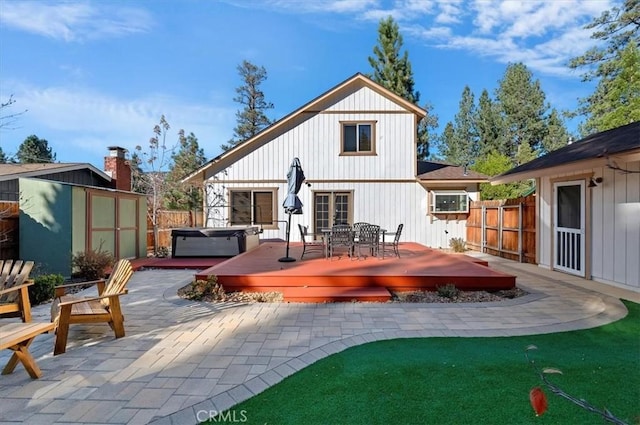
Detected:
left=481, top=205, right=486, bottom=254
left=518, top=202, right=523, bottom=263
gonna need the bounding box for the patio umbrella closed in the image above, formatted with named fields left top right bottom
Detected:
left=279, top=158, right=305, bottom=262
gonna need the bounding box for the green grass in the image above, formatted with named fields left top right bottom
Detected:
left=210, top=301, right=640, bottom=425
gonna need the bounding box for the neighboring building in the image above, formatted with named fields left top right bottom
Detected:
left=0, top=146, right=132, bottom=201
left=0, top=147, right=146, bottom=277
left=493, top=121, right=640, bottom=292
left=185, top=73, right=487, bottom=249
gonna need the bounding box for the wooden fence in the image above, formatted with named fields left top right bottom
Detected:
left=147, top=210, right=203, bottom=253
left=466, top=195, right=536, bottom=264
left=0, top=201, right=19, bottom=260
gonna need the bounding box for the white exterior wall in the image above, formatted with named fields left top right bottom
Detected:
left=537, top=159, right=640, bottom=292
left=203, top=84, right=476, bottom=249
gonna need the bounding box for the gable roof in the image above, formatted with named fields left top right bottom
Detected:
left=0, top=163, right=112, bottom=182
left=183, top=72, right=427, bottom=183
left=492, top=121, right=640, bottom=184
left=417, top=161, right=488, bottom=183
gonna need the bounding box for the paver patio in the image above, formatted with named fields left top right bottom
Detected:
left=0, top=253, right=637, bottom=424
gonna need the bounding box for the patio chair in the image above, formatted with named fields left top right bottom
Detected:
left=298, top=224, right=325, bottom=259
left=50, top=258, right=133, bottom=355
left=380, top=223, right=403, bottom=258
left=0, top=260, right=35, bottom=322
left=352, top=222, right=368, bottom=241
left=355, top=224, right=380, bottom=259
left=327, top=224, right=354, bottom=260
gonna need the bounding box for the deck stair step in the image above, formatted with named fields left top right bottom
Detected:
left=283, top=286, right=391, bottom=303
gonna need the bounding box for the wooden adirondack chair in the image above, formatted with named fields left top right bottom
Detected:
left=1, top=279, right=55, bottom=379
left=51, top=259, right=133, bottom=355
left=0, top=260, right=35, bottom=322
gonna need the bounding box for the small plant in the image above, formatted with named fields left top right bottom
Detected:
left=71, top=247, right=115, bottom=280
left=436, top=283, right=459, bottom=299
left=449, top=237, right=466, bottom=252
left=156, top=246, right=170, bottom=258
left=184, top=276, right=225, bottom=301
left=29, top=273, right=64, bottom=305
left=525, top=345, right=627, bottom=424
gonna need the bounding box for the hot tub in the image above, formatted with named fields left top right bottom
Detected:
left=171, top=226, right=260, bottom=257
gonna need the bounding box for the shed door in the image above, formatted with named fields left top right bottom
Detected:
left=553, top=180, right=585, bottom=276
left=88, top=192, right=139, bottom=259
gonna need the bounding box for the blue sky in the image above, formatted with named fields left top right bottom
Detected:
left=0, top=0, right=615, bottom=167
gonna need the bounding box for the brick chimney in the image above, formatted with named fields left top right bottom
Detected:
left=104, top=146, right=132, bottom=191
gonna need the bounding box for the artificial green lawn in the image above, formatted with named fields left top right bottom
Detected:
left=210, top=301, right=639, bottom=425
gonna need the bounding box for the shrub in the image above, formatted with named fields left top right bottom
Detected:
left=29, top=273, right=64, bottom=305
left=71, top=248, right=115, bottom=280
left=436, top=283, right=459, bottom=299
left=449, top=237, right=466, bottom=253
left=183, top=276, right=225, bottom=301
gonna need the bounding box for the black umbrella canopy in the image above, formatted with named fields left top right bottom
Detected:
left=283, top=157, right=305, bottom=215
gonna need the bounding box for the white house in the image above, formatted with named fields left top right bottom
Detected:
left=493, top=121, right=640, bottom=292
left=185, top=73, right=486, bottom=249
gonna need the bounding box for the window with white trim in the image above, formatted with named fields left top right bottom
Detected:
left=229, top=189, right=276, bottom=227
left=341, top=121, right=375, bottom=154
left=431, top=191, right=469, bottom=213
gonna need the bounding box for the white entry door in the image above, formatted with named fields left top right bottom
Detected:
left=554, top=180, right=585, bottom=276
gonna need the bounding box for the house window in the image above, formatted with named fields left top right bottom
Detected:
left=431, top=191, right=469, bottom=214
left=341, top=122, right=375, bottom=154
left=229, top=189, right=275, bottom=226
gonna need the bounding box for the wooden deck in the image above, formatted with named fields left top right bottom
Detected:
left=191, top=241, right=516, bottom=302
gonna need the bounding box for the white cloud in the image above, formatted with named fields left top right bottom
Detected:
left=2, top=81, right=233, bottom=162
left=0, top=1, right=153, bottom=42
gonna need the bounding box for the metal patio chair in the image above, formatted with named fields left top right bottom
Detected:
left=327, top=224, right=354, bottom=260
left=298, top=224, right=325, bottom=259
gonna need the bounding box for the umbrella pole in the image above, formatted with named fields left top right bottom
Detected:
left=278, top=212, right=296, bottom=262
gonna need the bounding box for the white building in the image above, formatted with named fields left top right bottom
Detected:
left=493, top=121, right=640, bottom=292
left=185, top=73, right=486, bottom=249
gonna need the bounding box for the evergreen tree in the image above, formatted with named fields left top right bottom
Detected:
left=417, top=102, right=438, bottom=160
left=542, top=109, right=571, bottom=154
left=450, top=86, right=478, bottom=167
left=435, top=122, right=456, bottom=162
left=368, top=16, right=419, bottom=104
left=569, top=0, right=639, bottom=82
left=164, top=130, right=206, bottom=211
left=583, top=42, right=640, bottom=132
left=222, top=60, right=274, bottom=151
left=0, top=147, right=7, bottom=164
left=495, top=63, right=548, bottom=162
left=16, top=135, right=56, bottom=163
left=569, top=0, right=640, bottom=134
left=476, top=89, right=506, bottom=158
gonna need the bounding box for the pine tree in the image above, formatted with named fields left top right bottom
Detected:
left=417, top=102, right=438, bottom=160
left=0, top=147, right=7, bottom=164
left=542, top=109, right=571, bottom=154
left=451, top=86, right=478, bottom=166
left=222, top=60, right=274, bottom=151
left=584, top=42, right=640, bottom=132
left=368, top=16, right=419, bottom=104
left=495, top=63, right=548, bottom=162
left=476, top=89, right=506, bottom=158
left=569, top=0, right=640, bottom=134
left=164, top=130, right=206, bottom=211
left=16, top=135, right=56, bottom=163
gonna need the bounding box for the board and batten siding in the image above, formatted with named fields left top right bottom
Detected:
left=202, top=82, right=475, bottom=249
left=537, top=159, right=640, bottom=291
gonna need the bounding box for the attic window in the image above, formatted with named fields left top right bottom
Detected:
left=340, top=121, right=376, bottom=155
left=431, top=191, right=469, bottom=214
